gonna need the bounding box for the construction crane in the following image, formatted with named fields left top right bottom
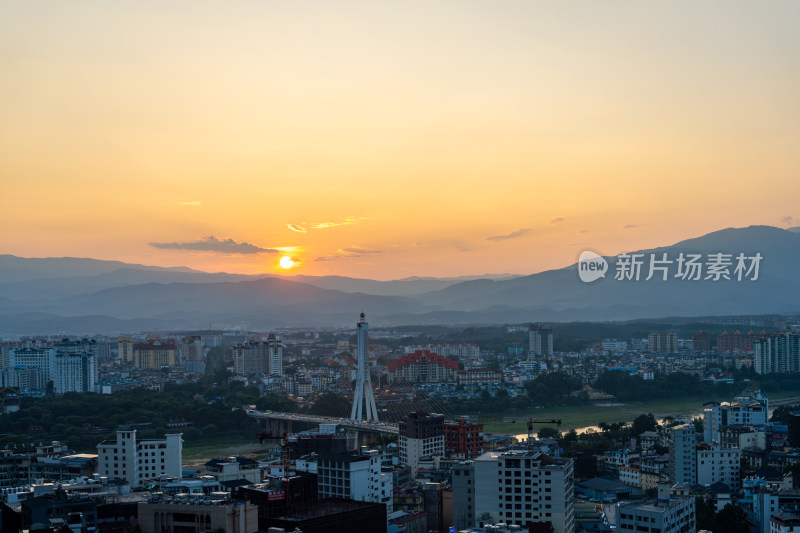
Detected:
left=526, top=418, right=562, bottom=448
left=256, top=431, right=292, bottom=504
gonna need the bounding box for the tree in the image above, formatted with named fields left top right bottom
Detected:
left=631, top=413, right=657, bottom=435
left=307, top=393, right=351, bottom=417
left=695, top=497, right=715, bottom=532
left=537, top=427, right=560, bottom=439
left=525, top=372, right=583, bottom=407
left=715, top=503, right=750, bottom=533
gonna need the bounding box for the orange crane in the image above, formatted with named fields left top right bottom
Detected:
left=256, top=431, right=292, bottom=504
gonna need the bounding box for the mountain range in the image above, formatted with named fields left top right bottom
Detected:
left=1, top=225, right=798, bottom=335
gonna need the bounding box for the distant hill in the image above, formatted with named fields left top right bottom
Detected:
left=0, top=255, right=197, bottom=283
left=0, top=225, right=798, bottom=334
left=272, top=273, right=519, bottom=296
left=412, top=225, right=800, bottom=318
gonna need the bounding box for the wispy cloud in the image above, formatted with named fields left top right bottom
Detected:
left=486, top=228, right=531, bottom=241
left=149, top=236, right=278, bottom=254
left=311, top=216, right=363, bottom=229
left=179, top=201, right=202, bottom=206
left=623, top=224, right=638, bottom=229
left=287, top=216, right=366, bottom=233
left=550, top=217, right=565, bottom=224
left=314, top=247, right=383, bottom=261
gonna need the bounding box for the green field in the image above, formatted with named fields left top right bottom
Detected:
left=180, top=391, right=800, bottom=460
left=474, top=390, right=800, bottom=435
left=182, top=433, right=275, bottom=466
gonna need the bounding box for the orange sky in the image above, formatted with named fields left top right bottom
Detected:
left=2, top=1, right=799, bottom=279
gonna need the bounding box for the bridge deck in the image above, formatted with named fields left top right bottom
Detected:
left=245, top=409, right=399, bottom=434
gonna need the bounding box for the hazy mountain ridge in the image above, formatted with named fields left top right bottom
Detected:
left=1, top=225, right=798, bottom=334
left=0, top=255, right=199, bottom=283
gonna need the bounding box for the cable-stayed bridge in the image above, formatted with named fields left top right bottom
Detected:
left=245, top=408, right=398, bottom=435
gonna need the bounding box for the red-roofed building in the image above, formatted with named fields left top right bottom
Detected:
left=717, top=329, right=763, bottom=353
left=388, top=351, right=458, bottom=383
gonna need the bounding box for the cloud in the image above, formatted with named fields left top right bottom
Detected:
left=579, top=229, right=589, bottom=233
left=149, top=236, right=278, bottom=254
left=550, top=217, right=565, bottom=224
left=311, top=216, right=363, bottom=230
left=782, top=215, right=794, bottom=227
left=623, top=224, right=639, bottom=229
left=314, top=247, right=384, bottom=261
left=179, top=201, right=202, bottom=206
left=288, top=216, right=366, bottom=232
left=486, top=228, right=531, bottom=241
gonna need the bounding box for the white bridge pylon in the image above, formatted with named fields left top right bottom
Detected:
left=350, top=312, right=379, bottom=422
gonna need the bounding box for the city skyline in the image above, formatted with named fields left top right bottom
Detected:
left=2, top=1, right=799, bottom=279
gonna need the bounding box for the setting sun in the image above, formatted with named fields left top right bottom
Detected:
left=279, top=256, right=295, bottom=269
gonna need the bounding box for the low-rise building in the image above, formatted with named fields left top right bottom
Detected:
left=616, top=498, right=695, bottom=533
left=618, top=466, right=641, bottom=489
left=317, top=450, right=393, bottom=513
left=445, top=417, right=484, bottom=460
left=97, top=430, right=182, bottom=488
left=138, top=495, right=258, bottom=533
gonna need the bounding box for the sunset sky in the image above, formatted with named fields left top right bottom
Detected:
left=2, top=1, right=799, bottom=279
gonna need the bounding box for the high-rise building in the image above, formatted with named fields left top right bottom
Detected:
left=232, top=343, right=265, bottom=376
left=754, top=330, right=800, bottom=374
left=399, top=411, right=445, bottom=479
left=717, top=329, right=761, bottom=353
left=691, top=330, right=711, bottom=352
left=664, top=332, right=678, bottom=354
left=134, top=340, right=176, bottom=369
left=669, top=424, right=696, bottom=485
left=97, top=430, right=182, bottom=488
left=452, top=461, right=476, bottom=531
left=648, top=332, right=678, bottom=353
left=180, top=335, right=203, bottom=361
left=529, top=324, right=554, bottom=357
left=696, top=443, right=741, bottom=491
left=470, top=450, right=574, bottom=533
left=267, top=333, right=283, bottom=375
left=53, top=352, right=97, bottom=394
left=648, top=332, right=662, bottom=353
left=232, top=335, right=283, bottom=376
left=6, top=345, right=96, bottom=394
left=117, top=335, right=135, bottom=363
